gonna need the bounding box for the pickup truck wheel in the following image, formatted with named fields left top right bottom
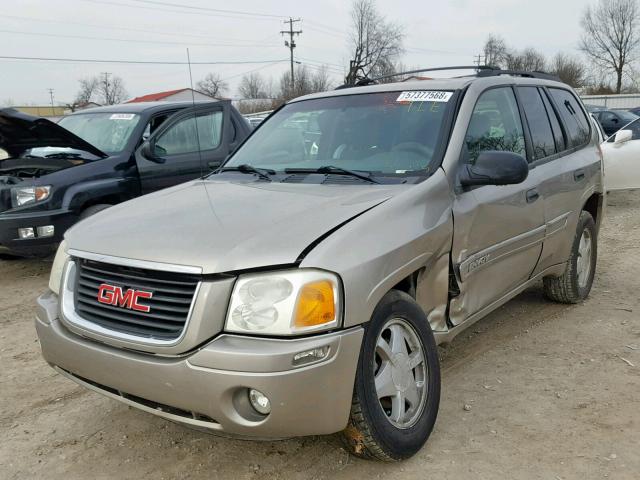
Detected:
left=79, top=204, right=111, bottom=220
left=341, top=290, right=440, bottom=461
left=543, top=211, right=597, bottom=303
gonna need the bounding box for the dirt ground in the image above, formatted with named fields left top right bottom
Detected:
left=1, top=191, right=639, bottom=480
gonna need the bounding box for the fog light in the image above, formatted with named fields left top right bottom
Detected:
left=248, top=389, right=271, bottom=415
left=37, top=225, right=55, bottom=238
left=18, top=227, right=35, bottom=239
left=292, top=346, right=330, bottom=366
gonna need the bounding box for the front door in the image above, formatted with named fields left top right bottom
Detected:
left=602, top=117, right=640, bottom=191
left=136, top=104, right=229, bottom=194
left=450, top=86, right=545, bottom=324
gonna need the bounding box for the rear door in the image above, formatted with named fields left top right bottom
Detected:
left=525, top=86, right=600, bottom=274
left=136, top=104, right=230, bottom=194
left=602, top=118, right=640, bottom=191
left=450, top=86, right=545, bottom=323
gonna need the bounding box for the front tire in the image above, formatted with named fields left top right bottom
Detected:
left=341, top=290, right=440, bottom=461
left=543, top=211, right=597, bottom=303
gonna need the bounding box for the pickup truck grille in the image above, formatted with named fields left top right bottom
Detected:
left=73, top=259, right=200, bottom=340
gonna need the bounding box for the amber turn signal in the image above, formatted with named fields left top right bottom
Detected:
left=293, top=280, right=336, bottom=328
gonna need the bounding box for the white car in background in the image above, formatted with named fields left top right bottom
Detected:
left=600, top=117, right=640, bottom=191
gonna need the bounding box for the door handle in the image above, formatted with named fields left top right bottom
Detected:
left=526, top=188, right=540, bottom=203
left=574, top=169, right=585, bottom=181
left=208, top=161, right=221, bottom=170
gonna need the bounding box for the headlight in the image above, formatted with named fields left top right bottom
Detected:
left=225, top=270, right=342, bottom=336
left=49, top=240, right=70, bottom=295
left=11, top=186, right=51, bottom=208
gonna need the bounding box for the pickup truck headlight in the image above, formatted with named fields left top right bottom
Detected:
left=225, top=270, right=342, bottom=336
left=49, top=240, right=70, bottom=295
left=11, top=186, right=51, bottom=208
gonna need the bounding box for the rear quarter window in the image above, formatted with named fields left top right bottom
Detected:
left=548, top=88, right=590, bottom=147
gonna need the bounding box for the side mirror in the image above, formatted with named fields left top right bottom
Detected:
left=460, top=151, right=529, bottom=187
left=140, top=140, right=165, bottom=164
left=614, top=129, right=632, bottom=144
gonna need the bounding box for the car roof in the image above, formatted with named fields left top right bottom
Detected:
left=68, top=100, right=221, bottom=115
left=289, top=75, right=570, bottom=103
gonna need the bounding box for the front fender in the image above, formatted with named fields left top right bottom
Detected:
left=62, top=177, right=139, bottom=211
left=300, top=170, right=454, bottom=332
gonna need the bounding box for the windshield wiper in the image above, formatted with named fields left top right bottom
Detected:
left=285, top=165, right=380, bottom=184
left=44, top=152, right=84, bottom=160
left=220, top=164, right=275, bottom=181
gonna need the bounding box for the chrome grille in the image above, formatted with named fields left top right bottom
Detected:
left=73, top=258, right=200, bottom=340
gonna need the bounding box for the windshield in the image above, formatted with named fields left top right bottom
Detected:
left=618, top=110, right=639, bottom=124
left=225, top=91, right=454, bottom=179
left=58, top=112, right=142, bottom=154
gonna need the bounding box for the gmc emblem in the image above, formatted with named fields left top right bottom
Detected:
left=97, top=284, right=153, bottom=313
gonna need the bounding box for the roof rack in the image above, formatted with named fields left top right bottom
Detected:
left=335, top=65, right=561, bottom=89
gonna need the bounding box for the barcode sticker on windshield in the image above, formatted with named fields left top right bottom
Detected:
left=396, top=91, right=452, bottom=102
left=110, top=113, right=135, bottom=120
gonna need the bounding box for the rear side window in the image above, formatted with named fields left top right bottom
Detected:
left=540, top=90, right=566, bottom=152
left=518, top=87, right=556, bottom=160
left=464, top=87, right=526, bottom=164
left=548, top=88, right=590, bottom=147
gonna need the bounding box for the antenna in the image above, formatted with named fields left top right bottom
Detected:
left=186, top=48, right=204, bottom=178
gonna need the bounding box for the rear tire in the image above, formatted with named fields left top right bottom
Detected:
left=340, top=290, right=440, bottom=461
left=79, top=204, right=111, bottom=220
left=543, top=211, right=597, bottom=303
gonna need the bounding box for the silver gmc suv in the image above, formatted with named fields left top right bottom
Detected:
left=36, top=67, right=604, bottom=461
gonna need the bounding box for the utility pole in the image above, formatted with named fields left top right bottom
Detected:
left=474, top=54, right=486, bottom=68
left=280, top=18, right=302, bottom=91
left=101, top=72, right=111, bottom=104
left=47, top=88, right=55, bottom=115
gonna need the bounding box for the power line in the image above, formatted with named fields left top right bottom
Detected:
left=125, top=0, right=287, bottom=19
left=0, top=55, right=289, bottom=65
left=0, top=28, right=280, bottom=48
left=281, top=18, right=302, bottom=89
left=0, top=13, right=279, bottom=44
left=82, top=0, right=283, bottom=22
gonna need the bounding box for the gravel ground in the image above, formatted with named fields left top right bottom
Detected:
left=1, top=191, right=639, bottom=480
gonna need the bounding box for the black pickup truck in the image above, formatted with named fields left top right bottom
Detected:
left=0, top=101, right=250, bottom=255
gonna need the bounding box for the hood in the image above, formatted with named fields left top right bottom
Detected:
left=0, top=108, right=107, bottom=159
left=65, top=179, right=404, bottom=274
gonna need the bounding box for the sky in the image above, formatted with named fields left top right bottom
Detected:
left=0, top=0, right=588, bottom=106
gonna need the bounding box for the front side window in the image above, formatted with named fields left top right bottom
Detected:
left=464, top=87, right=525, bottom=164
left=548, top=88, right=590, bottom=147
left=155, top=110, right=223, bottom=156
left=58, top=112, right=142, bottom=154
left=518, top=87, right=556, bottom=161
left=224, top=91, right=454, bottom=179
left=610, top=117, right=640, bottom=141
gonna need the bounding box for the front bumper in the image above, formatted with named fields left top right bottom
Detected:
left=36, top=292, right=364, bottom=438
left=0, top=208, right=77, bottom=255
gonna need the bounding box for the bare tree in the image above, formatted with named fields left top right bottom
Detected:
left=580, top=0, right=640, bottom=94
left=277, top=65, right=333, bottom=101
left=483, top=34, right=509, bottom=68
left=550, top=53, right=585, bottom=88
left=197, top=73, right=228, bottom=98
left=345, top=0, right=404, bottom=85
left=310, top=65, right=331, bottom=92
left=238, top=72, right=269, bottom=99
left=74, top=77, right=99, bottom=106
left=505, top=47, right=547, bottom=71
left=96, top=74, right=127, bottom=105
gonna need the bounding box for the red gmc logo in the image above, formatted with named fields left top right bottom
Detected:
left=97, top=284, right=153, bottom=313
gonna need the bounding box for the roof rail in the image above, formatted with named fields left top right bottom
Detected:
left=476, top=68, right=561, bottom=82
left=335, top=65, right=562, bottom=89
